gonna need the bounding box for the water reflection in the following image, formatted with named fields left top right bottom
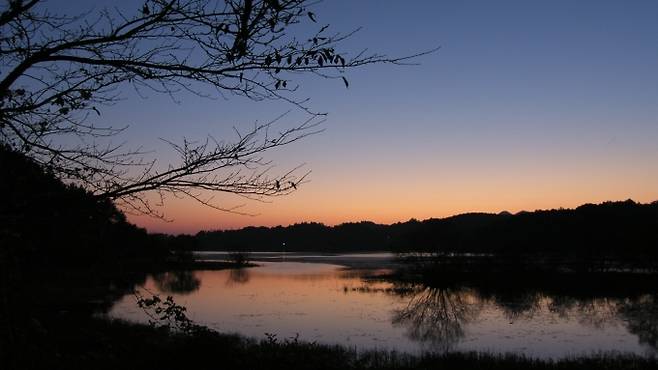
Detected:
left=152, top=271, right=200, bottom=294
left=385, top=281, right=658, bottom=354
left=227, top=268, right=250, bottom=285
left=555, top=298, right=619, bottom=329
left=110, top=260, right=658, bottom=357
left=619, top=294, right=658, bottom=349
left=493, top=291, right=543, bottom=321
left=392, top=286, right=481, bottom=350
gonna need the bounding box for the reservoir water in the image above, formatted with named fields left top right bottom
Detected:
left=110, top=252, right=658, bottom=358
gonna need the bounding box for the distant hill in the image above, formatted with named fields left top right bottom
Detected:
left=196, top=201, right=658, bottom=261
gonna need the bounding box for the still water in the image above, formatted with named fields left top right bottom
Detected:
left=110, top=253, right=658, bottom=358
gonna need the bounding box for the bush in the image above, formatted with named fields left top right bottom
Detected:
left=227, top=250, right=252, bottom=266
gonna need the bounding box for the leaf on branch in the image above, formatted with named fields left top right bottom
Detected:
left=0, top=0, right=432, bottom=217
left=266, top=0, right=281, bottom=11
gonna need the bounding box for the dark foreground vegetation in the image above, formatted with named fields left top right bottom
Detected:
left=3, top=145, right=658, bottom=369
left=10, top=316, right=658, bottom=370
left=0, top=145, right=235, bottom=368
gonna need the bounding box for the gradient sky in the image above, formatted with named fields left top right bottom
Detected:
left=61, top=1, right=658, bottom=233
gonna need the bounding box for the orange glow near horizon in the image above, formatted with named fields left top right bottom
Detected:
left=128, top=157, right=658, bottom=234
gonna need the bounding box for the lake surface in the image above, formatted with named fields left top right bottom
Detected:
left=110, top=253, right=658, bottom=358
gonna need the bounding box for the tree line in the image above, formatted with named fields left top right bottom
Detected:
left=196, top=200, right=658, bottom=265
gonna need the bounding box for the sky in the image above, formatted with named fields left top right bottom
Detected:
left=57, top=1, right=658, bottom=234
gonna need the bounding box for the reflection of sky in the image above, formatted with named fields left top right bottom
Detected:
left=110, top=261, right=656, bottom=358
left=44, top=1, right=658, bottom=233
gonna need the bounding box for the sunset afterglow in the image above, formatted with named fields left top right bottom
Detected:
left=116, top=1, right=658, bottom=233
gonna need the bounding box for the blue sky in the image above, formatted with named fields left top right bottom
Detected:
left=51, top=0, right=658, bottom=232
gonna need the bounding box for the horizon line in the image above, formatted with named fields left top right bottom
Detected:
left=156, top=198, right=653, bottom=236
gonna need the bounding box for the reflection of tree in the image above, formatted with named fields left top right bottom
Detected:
left=547, top=295, right=578, bottom=318
left=392, top=286, right=482, bottom=351
left=383, top=273, right=658, bottom=352
left=619, top=294, right=658, bottom=350
left=547, top=296, right=620, bottom=329
left=577, top=299, right=619, bottom=329
left=226, top=268, right=251, bottom=286
left=152, top=271, right=200, bottom=294
left=493, top=292, right=542, bottom=321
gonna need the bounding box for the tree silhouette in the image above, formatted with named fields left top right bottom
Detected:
left=0, top=0, right=432, bottom=215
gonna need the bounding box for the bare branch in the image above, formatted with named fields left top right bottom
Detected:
left=0, top=0, right=433, bottom=217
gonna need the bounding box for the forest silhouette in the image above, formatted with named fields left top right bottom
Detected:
left=196, top=199, right=658, bottom=267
